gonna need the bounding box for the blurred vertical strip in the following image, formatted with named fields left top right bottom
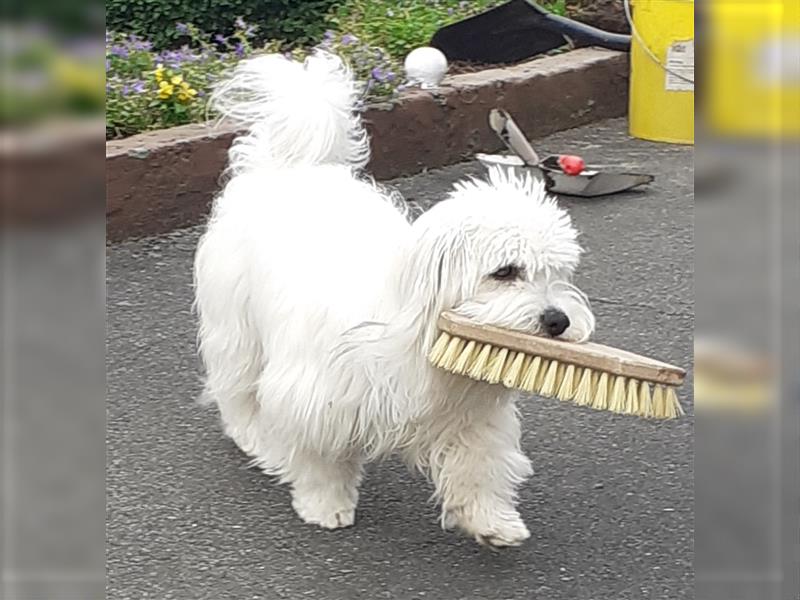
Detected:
left=695, top=1, right=800, bottom=599
left=1, top=0, right=106, bottom=598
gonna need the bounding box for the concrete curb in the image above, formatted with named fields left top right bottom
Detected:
left=106, top=48, right=629, bottom=241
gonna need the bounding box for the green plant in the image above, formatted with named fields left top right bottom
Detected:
left=105, top=24, right=254, bottom=138
left=106, top=0, right=338, bottom=50
left=546, top=0, right=568, bottom=17
left=2, top=26, right=104, bottom=126
left=330, top=0, right=506, bottom=61
left=106, top=23, right=406, bottom=139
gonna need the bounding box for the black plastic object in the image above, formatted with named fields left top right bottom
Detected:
left=431, top=0, right=631, bottom=64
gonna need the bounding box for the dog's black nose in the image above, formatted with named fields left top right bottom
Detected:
left=540, top=308, right=570, bottom=337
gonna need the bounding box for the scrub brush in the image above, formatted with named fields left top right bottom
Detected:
left=429, top=312, right=686, bottom=419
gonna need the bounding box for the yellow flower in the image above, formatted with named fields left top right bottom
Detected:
left=157, top=80, right=174, bottom=99
left=175, top=79, right=198, bottom=103
left=170, top=75, right=183, bottom=85
left=154, top=63, right=165, bottom=81
left=177, top=88, right=198, bottom=103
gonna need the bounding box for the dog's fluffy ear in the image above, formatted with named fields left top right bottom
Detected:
left=330, top=225, right=477, bottom=411
left=392, top=225, right=479, bottom=350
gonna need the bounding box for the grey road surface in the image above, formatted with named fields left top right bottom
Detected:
left=107, top=118, right=694, bottom=600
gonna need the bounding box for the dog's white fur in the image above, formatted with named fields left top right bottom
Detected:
left=194, top=51, right=594, bottom=546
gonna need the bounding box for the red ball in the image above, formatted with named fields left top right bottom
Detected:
left=557, top=154, right=585, bottom=176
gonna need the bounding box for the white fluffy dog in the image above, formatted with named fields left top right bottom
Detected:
left=194, top=51, right=594, bottom=547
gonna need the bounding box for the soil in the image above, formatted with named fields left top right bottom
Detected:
left=567, top=0, right=630, bottom=34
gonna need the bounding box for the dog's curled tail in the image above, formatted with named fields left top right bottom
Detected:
left=211, top=51, right=369, bottom=174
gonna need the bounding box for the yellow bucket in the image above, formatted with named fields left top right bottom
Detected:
left=705, top=0, right=800, bottom=139
left=628, top=0, right=695, bottom=144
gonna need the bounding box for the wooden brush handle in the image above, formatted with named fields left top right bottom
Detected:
left=437, top=312, right=686, bottom=386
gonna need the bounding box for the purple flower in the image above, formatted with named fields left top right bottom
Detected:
left=340, top=34, right=357, bottom=46
left=323, top=30, right=334, bottom=41
left=121, top=84, right=130, bottom=96
left=214, top=34, right=227, bottom=45
left=235, top=17, right=246, bottom=30
left=244, top=26, right=256, bottom=38
left=371, top=66, right=385, bottom=82
left=234, top=42, right=245, bottom=57
left=132, top=39, right=152, bottom=51
left=105, top=59, right=111, bottom=71
left=176, top=22, right=189, bottom=35
left=132, top=80, right=146, bottom=93
left=158, top=47, right=198, bottom=68
left=385, top=71, right=396, bottom=82
left=110, top=45, right=129, bottom=58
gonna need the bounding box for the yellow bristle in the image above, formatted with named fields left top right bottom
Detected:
left=519, top=356, right=542, bottom=393
left=484, top=347, right=509, bottom=384
left=591, top=372, right=610, bottom=410
left=652, top=385, right=666, bottom=418
left=451, top=340, right=477, bottom=374
left=556, top=364, right=577, bottom=401
left=664, top=386, right=684, bottom=418
left=428, top=332, right=451, bottom=365
left=625, top=378, right=640, bottom=415
left=573, top=368, right=595, bottom=406
left=554, top=363, right=567, bottom=391
left=640, top=380, right=654, bottom=418
left=466, top=343, right=493, bottom=379
left=608, top=376, right=627, bottom=413
left=533, top=359, right=551, bottom=393
left=439, top=336, right=466, bottom=371
left=500, top=350, right=517, bottom=380
left=538, top=360, right=560, bottom=397
left=501, top=352, right=527, bottom=389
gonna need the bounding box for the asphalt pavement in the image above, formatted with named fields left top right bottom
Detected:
left=107, top=118, right=694, bottom=600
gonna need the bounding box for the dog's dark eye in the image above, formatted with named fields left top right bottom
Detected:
left=491, top=265, right=520, bottom=280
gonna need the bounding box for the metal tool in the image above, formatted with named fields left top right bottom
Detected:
left=479, top=109, right=654, bottom=197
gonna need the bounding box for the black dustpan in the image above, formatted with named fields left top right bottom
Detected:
left=431, top=0, right=630, bottom=64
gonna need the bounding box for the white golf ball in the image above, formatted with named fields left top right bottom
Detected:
left=404, top=47, right=448, bottom=89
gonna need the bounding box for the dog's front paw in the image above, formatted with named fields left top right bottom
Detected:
left=444, top=507, right=530, bottom=547
left=474, top=518, right=530, bottom=548
left=292, top=495, right=356, bottom=530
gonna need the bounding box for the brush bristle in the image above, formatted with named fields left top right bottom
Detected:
left=573, top=368, right=594, bottom=406
left=608, top=376, right=627, bottom=413
left=556, top=364, right=577, bottom=401
left=519, top=356, right=542, bottom=393
left=534, top=359, right=551, bottom=393
left=502, top=351, right=526, bottom=389
left=451, top=340, right=476, bottom=375
left=428, top=332, right=451, bottom=365
left=538, top=360, right=560, bottom=396
left=640, top=380, right=654, bottom=418
left=665, top=386, right=683, bottom=418
left=428, top=331, right=683, bottom=420
left=652, top=385, right=666, bottom=418
left=484, top=347, right=509, bottom=384
left=467, top=343, right=493, bottom=379
left=439, top=336, right=465, bottom=371
left=593, top=372, right=610, bottom=410
left=625, top=378, right=640, bottom=415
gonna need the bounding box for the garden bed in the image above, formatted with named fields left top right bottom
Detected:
left=107, top=48, right=629, bottom=241
left=105, top=1, right=578, bottom=139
